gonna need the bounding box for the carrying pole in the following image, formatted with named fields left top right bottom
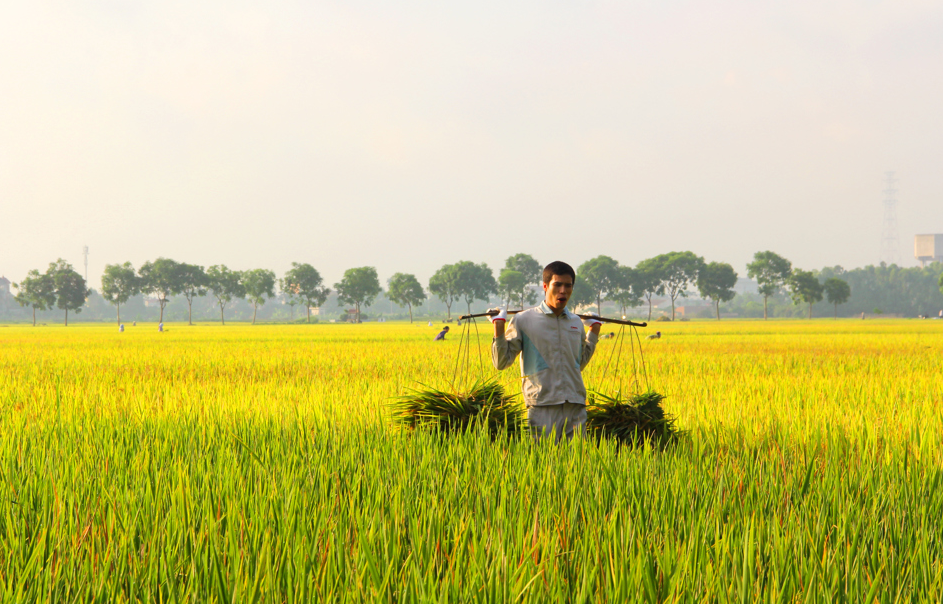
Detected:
left=459, top=310, right=647, bottom=328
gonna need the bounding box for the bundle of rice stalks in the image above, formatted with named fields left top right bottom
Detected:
left=391, top=379, right=525, bottom=437
left=585, top=390, right=680, bottom=447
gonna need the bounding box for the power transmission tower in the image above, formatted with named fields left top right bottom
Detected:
left=880, top=172, right=900, bottom=266
left=83, top=245, right=89, bottom=282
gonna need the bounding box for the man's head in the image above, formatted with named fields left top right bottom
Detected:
left=442, top=326, right=450, bottom=332
left=542, top=261, right=576, bottom=312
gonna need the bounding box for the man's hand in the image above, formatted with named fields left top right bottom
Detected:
left=582, top=312, right=602, bottom=335
left=488, top=307, right=507, bottom=323
left=488, top=307, right=507, bottom=338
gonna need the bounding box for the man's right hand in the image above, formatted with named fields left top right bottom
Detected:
left=487, top=307, right=507, bottom=323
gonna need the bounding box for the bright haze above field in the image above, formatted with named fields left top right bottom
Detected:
left=2, top=1, right=942, bottom=288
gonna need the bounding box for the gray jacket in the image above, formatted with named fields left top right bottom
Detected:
left=491, top=302, right=599, bottom=407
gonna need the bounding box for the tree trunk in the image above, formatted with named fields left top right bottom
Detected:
left=117, top=302, right=121, bottom=325
left=33, top=307, right=36, bottom=327
left=596, top=294, right=602, bottom=316
left=408, top=303, right=413, bottom=323
left=445, top=301, right=452, bottom=320
left=670, top=296, right=675, bottom=321
left=716, top=299, right=720, bottom=320
left=187, top=299, right=193, bottom=326
left=808, top=301, right=812, bottom=320
left=647, top=297, right=653, bottom=321
left=220, top=304, right=225, bottom=325
left=306, top=305, right=310, bottom=323
left=65, top=308, right=68, bottom=326
left=252, top=304, right=258, bottom=325
left=159, top=300, right=165, bottom=324
left=763, top=295, right=768, bottom=320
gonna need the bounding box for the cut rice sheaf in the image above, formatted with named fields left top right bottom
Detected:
left=585, top=390, right=680, bottom=447
left=392, top=380, right=678, bottom=446
left=391, top=379, right=525, bottom=436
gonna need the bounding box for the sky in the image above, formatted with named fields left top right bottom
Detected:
left=2, top=0, right=942, bottom=289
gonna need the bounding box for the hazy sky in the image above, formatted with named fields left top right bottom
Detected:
left=2, top=0, right=942, bottom=289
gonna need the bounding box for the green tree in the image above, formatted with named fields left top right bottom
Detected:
left=429, top=264, right=461, bottom=320
left=241, top=269, right=276, bottom=325
left=282, top=263, right=330, bottom=323
left=634, top=259, right=664, bottom=321
left=788, top=269, right=824, bottom=319
left=650, top=251, right=705, bottom=321
left=13, top=269, right=56, bottom=326
left=48, top=258, right=89, bottom=326
left=574, top=255, right=621, bottom=315
left=697, top=261, right=738, bottom=320
left=387, top=273, right=426, bottom=323
left=206, top=265, right=245, bottom=325
left=498, top=269, right=525, bottom=308
left=176, top=263, right=208, bottom=326
left=823, top=277, right=851, bottom=319
left=139, top=258, right=182, bottom=324
left=101, top=262, right=140, bottom=324
left=747, top=251, right=793, bottom=320
left=278, top=276, right=299, bottom=321
left=453, top=261, right=497, bottom=315
left=503, top=253, right=541, bottom=309
left=335, top=267, right=382, bottom=323
left=608, top=265, right=643, bottom=316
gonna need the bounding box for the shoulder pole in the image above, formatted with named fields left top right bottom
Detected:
left=458, top=310, right=647, bottom=328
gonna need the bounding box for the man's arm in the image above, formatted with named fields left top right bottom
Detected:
left=579, top=317, right=601, bottom=370
left=491, top=312, right=522, bottom=370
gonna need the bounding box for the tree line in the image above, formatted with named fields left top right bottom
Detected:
left=12, top=250, right=905, bottom=326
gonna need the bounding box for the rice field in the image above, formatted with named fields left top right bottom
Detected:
left=1, top=319, right=942, bottom=602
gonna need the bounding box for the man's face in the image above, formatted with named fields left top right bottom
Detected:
left=543, top=274, right=574, bottom=310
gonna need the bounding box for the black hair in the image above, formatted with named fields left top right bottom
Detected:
left=542, top=261, right=576, bottom=284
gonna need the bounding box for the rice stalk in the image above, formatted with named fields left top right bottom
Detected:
left=585, top=390, right=680, bottom=447
left=390, top=378, right=525, bottom=436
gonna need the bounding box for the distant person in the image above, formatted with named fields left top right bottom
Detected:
left=646, top=331, right=662, bottom=340
left=158, top=322, right=164, bottom=332
left=132, top=321, right=136, bottom=326
left=428, top=321, right=433, bottom=327
left=434, top=326, right=450, bottom=341
left=119, top=324, right=124, bottom=333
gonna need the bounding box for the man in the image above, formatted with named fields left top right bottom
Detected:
left=433, top=326, right=450, bottom=341
left=646, top=331, right=662, bottom=340
left=490, top=261, right=601, bottom=441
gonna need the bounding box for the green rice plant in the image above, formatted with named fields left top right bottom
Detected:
left=2, top=321, right=943, bottom=601
left=390, top=378, right=525, bottom=436
left=585, top=389, right=680, bottom=447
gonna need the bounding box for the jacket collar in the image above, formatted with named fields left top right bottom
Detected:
left=538, top=301, right=575, bottom=319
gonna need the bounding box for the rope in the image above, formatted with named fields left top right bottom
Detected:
left=450, top=308, right=653, bottom=397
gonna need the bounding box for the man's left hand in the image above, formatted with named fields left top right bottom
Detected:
left=582, top=312, right=602, bottom=329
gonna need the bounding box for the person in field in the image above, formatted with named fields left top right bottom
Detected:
left=489, top=261, right=601, bottom=442
left=433, top=326, right=450, bottom=341
left=647, top=331, right=662, bottom=340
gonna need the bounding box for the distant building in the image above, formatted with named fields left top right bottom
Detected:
left=734, top=278, right=758, bottom=295
left=915, top=234, right=943, bottom=266
left=0, top=276, right=10, bottom=295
